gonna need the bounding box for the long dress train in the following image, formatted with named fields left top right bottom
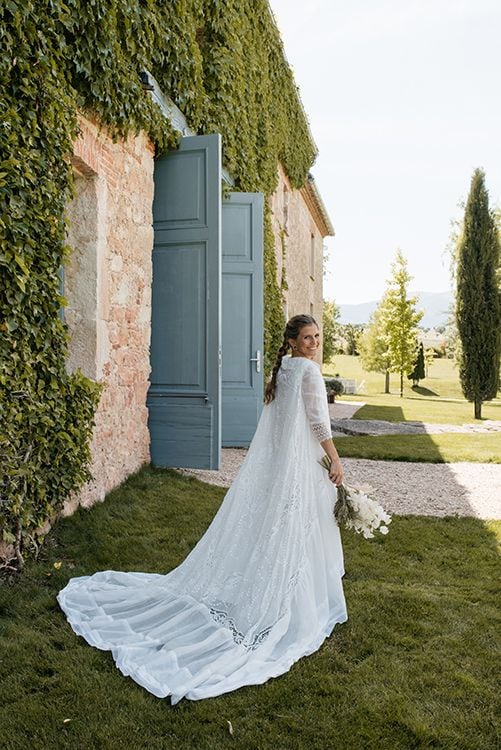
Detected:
left=58, top=356, right=347, bottom=704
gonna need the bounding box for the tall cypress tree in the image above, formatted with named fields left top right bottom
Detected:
left=408, top=342, right=425, bottom=387
left=456, top=169, right=501, bottom=419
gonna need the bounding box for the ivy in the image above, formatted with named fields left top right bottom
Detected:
left=0, top=0, right=315, bottom=565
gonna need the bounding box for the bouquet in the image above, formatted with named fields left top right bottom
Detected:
left=318, top=455, right=391, bottom=538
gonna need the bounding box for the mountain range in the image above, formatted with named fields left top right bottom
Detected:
left=338, top=291, right=453, bottom=329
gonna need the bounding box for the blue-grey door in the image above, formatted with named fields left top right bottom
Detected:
left=222, top=192, right=264, bottom=446
left=148, top=134, right=222, bottom=469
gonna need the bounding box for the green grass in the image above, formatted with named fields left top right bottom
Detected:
left=1, top=467, right=500, bottom=749
left=324, top=355, right=501, bottom=462
left=347, top=395, right=501, bottom=426
left=336, top=433, right=501, bottom=463
left=325, top=354, right=466, bottom=399
left=324, top=355, right=501, bottom=425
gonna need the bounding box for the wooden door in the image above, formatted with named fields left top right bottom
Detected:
left=148, top=135, right=222, bottom=469
left=222, top=192, right=264, bottom=446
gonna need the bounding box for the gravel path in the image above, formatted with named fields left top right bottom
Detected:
left=327, top=402, right=501, bottom=436
left=178, top=401, right=501, bottom=520
left=178, top=401, right=501, bottom=521
left=178, top=450, right=501, bottom=520
left=331, top=417, right=501, bottom=436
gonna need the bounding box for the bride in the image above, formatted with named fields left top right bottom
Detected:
left=58, top=314, right=348, bottom=704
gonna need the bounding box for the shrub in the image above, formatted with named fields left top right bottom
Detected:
left=0, top=372, right=101, bottom=568
left=324, top=378, right=344, bottom=402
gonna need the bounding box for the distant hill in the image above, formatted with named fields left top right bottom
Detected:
left=338, top=291, right=453, bottom=329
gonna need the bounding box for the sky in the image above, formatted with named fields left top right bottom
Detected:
left=269, top=0, right=501, bottom=305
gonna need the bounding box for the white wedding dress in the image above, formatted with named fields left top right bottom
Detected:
left=58, top=356, right=347, bottom=703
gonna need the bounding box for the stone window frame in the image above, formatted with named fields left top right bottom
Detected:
left=64, top=150, right=107, bottom=381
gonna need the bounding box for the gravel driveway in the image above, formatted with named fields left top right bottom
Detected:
left=178, top=449, right=501, bottom=520
left=177, top=399, right=501, bottom=520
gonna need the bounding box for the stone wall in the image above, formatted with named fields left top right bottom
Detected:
left=269, top=164, right=328, bottom=363
left=63, top=115, right=154, bottom=513
left=61, top=122, right=330, bottom=514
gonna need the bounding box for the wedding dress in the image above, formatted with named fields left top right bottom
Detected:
left=58, top=356, right=347, bottom=703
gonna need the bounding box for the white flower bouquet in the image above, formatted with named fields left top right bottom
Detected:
left=318, top=455, right=392, bottom=538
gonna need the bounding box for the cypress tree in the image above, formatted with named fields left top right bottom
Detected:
left=456, top=169, right=501, bottom=419
left=408, top=342, right=425, bottom=387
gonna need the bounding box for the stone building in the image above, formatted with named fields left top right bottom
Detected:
left=64, top=84, right=333, bottom=512
left=270, top=164, right=334, bottom=363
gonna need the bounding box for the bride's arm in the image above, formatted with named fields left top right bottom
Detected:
left=320, top=437, right=344, bottom=486
left=301, top=363, right=344, bottom=486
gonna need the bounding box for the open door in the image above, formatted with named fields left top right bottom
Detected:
left=148, top=135, right=222, bottom=469
left=222, top=192, right=264, bottom=446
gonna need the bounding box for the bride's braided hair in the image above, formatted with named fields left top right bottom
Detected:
left=264, top=314, right=318, bottom=403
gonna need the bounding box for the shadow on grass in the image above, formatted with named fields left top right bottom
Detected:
left=335, top=401, right=498, bottom=514
left=0, top=466, right=500, bottom=749
left=351, top=403, right=406, bottom=422
left=412, top=385, right=440, bottom=397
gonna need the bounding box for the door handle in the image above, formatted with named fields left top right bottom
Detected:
left=250, top=350, right=261, bottom=373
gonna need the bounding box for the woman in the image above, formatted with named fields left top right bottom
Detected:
left=58, top=314, right=347, bottom=704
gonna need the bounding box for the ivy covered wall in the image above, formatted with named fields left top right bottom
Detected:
left=0, top=0, right=317, bottom=563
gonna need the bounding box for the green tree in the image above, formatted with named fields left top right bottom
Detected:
left=339, top=323, right=362, bottom=356
left=408, top=342, right=425, bottom=386
left=424, top=347, right=435, bottom=376
left=359, top=294, right=392, bottom=393
left=322, top=299, right=340, bottom=364
left=444, top=305, right=460, bottom=362
left=384, top=250, right=424, bottom=397
left=455, top=169, right=501, bottom=419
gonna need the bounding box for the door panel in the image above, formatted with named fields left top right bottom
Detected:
left=148, top=134, right=221, bottom=469
left=222, top=192, right=264, bottom=446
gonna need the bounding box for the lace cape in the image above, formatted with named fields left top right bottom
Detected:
left=58, top=356, right=347, bottom=703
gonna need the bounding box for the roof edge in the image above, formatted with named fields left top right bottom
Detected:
left=301, top=173, right=335, bottom=237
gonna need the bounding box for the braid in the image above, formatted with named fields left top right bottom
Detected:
left=264, top=335, right=289, bottom=404
left=264, top=314, right=318, bottom=404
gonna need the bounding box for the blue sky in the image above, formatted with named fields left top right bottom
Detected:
left=269, top=0, right=501, bottom=304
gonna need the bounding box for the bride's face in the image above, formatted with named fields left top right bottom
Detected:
left=289, top=324, right=320, bottom=359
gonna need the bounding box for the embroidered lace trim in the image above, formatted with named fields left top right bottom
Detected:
left=209, top=608, right=273, bottom=650
left=311, top=422, right=332, bottom=442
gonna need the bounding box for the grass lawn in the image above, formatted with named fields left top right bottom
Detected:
left=1, top=467, right=500, bottom=749
left=323, top=355, right=501, bottom=462
left=324, top=355, right=501, bottom=425
left=335, top=433, right=501, bottom=463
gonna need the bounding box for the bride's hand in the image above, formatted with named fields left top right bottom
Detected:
left=328, top=457, right=344, bottom=486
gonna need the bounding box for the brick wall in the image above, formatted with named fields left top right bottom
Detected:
left=62, top=121, right=329, bottom=514
left=63, top=115, right=154, bottom=513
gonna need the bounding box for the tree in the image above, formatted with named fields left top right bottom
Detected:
left=384, top=250, right=424, bottom=397
left=322, top=299, right=340, bottom=364
left=407, top=342, right=425, bottom=386
left=339, top=323, right=362, bottom=356
left=359, top=294, right=392, bottom=393
left=424, top=347, right=435, bottom=377
left=455, top=169, right=501, bottom=419
left=444, top=305, right=460, bottom=362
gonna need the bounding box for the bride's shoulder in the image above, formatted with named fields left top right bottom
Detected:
left=281, top=357, right=322, bottom=376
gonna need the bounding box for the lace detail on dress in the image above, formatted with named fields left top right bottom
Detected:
left=209, top=608, right=273, bottom=650
left=311, top=422, right=332, bottom=442
left=56, top=349, right=348, bottom=704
